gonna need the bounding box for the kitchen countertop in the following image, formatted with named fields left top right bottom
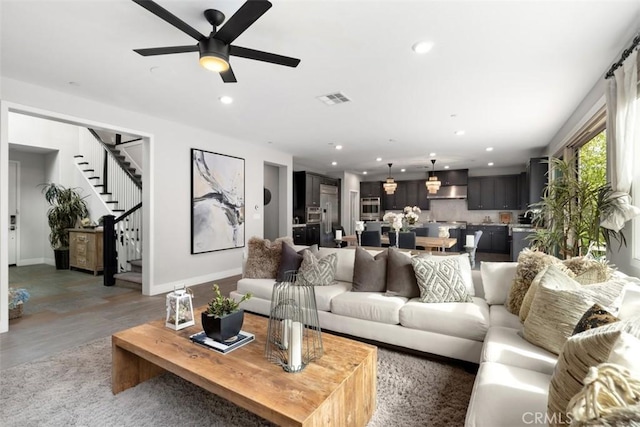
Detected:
left=292, top=224, right=307, bottom=228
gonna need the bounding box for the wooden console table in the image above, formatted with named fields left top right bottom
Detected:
left=69, top=228, right=103, bottom=275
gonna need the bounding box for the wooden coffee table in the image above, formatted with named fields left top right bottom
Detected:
left=112, top=311, right=377, bottom=426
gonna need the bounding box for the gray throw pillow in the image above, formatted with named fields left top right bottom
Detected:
left=385, top=248, right=420, bottom=298
left=411, top=257, right=473, bottom=303
left=276, top=244, right=318, bottom=282
left=297, top=251, right=337, bottom=286
left=352, top=247, right=388, bottom=292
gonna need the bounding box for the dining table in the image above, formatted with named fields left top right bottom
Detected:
left=341, top=234, right=457, bottom=251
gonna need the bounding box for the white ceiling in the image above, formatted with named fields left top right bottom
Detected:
left=2, top=0, right=639, bottom=177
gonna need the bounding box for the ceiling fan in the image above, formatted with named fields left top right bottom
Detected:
left=132, top=0, right=300, bottom=83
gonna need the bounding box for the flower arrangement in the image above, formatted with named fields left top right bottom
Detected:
left=403, top=206, right=421, bottom=224
left=9, top=288, right=30, bottom=309
left=383, top=212, right=404, bottom=231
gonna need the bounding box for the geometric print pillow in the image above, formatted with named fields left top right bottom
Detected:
left=297, top=251, right=337, bottom=286
left=411, top=257, right=473, bottom=303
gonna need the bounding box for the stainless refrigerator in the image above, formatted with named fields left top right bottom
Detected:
left=320, top=184, right=339, bottom=247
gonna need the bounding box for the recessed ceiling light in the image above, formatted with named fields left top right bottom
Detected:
left=389, top=139, right=396, bottom=143
left=450, top=114, right=457, bottom=118
left=68, top=81, right=80, bottom=86
left=400, top=168, right=406, bottom=172
left=454, top=130, right=465, bottom=136
left=486, top=147, right=494, bottom=152
left=444, top=165, right=450, bottom=169
left=219, top=96, right=233, bottom=104
left=363, top=171, right=368, bottom=175
left=376, top=157, right=382, bottom=162
left=488, top=162, right=494, bottom=166
left=412, top=41, right=434, bottom=54
left=429, top=152, right=436, bottom=157
left=331, top=161, right=337, bottom=166
left=335, top=145, right=343, bottom=150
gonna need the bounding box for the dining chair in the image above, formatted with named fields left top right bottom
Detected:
left=365, top=222, right=382, bottom=233
left=389, top=232, right=416, bottom=249
left=413, top=227, right=429, bottom=237
left=360, top=230, right=382, bottom=247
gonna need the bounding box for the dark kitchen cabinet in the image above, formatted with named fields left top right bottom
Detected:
left=306, top=224, right=320, bottom=246
left=305, top=174, right=321, bottom=207
left=466, top=225, right=509, bottom=254
left=404, top=180, right=419, bottom=208
left=528, top=157, right=548, bottom=206
left=360, top=181, right=382, bottom=198
left=438, top=169, right=468, bottom=186
left=293, top=227, right=307, bottom=245
left=416, top=181, right=431, bottom=210
left=494, top=175, right=519, bottom=210
left=294, top=172, right=341, bottom=223
left=383, top=182, right=407, bottom=210
left=519, top=172, right=529, bottom=210
left=467, top=177, right=495, bottom=210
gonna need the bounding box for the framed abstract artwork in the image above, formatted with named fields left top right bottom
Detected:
left=191, top=148, right=245, bottom=254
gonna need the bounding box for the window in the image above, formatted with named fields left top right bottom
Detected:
left=577, top=129, right=606, bottom=189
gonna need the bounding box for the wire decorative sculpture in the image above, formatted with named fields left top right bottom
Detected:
left=265, top=271, right=323, bottom=373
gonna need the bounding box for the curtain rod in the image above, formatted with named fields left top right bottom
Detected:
left=605, top=33, right=640, bottom=79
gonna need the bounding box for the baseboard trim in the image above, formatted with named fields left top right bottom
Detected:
left=150, top=267, right=242, bottom=295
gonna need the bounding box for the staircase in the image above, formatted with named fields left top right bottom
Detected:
left=76, top=128, right=143, bottom=288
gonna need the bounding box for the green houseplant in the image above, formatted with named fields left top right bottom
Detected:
left=527, top=157, right=626, bottom=259
left=202, top=284, right=251, bottom=342
left=41, top=183, right=89, bottom=269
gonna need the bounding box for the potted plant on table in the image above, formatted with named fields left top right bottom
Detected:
left=202, top=284, right=252, bottom=342
left=41, top=183, right=89, bottom=269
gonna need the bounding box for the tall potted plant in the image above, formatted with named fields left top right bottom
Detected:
left=527, top=157, right=626, bottom=259
left=41, top=183, right=89, bottom=269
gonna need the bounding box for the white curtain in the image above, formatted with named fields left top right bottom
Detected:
left=602, top=49, right=640, bottom=232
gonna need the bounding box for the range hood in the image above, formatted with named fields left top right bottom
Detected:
left=427, top=185, right=468, bottom=199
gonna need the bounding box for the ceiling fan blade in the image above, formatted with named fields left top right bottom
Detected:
left=214, top=0, right=272, bottom=45
left=230, top=45, right=300, bottom=67
left=134, top=45, right=198, bottom=56
left=220, top=66, right=237, bottom=83
left=132, top=0, right=205, bottom=41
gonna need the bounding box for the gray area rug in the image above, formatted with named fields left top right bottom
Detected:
left=0, top=337, right=474, bottom=426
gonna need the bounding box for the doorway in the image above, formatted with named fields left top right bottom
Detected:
left=349, top=190, right=359, bottom=235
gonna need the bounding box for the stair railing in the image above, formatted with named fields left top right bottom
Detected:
left=103, top=203, right=142, bottom=286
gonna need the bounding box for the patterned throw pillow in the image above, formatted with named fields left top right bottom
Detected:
left=523, top=265, right=626, bottom=354
left=244, top=236, right=294, bottom=279
left=547, top=318, right=640, bottom=425
left=275, top=244, right=319, bottom=282
left=411, top=257, right=473, bottom=303
left=572, top=304, right=620, bottom=335
left=506, top=249, right=569, bottom=315
left=297, top=251, right=337, bottom=286
left=562, top=256, right=615, bottom=283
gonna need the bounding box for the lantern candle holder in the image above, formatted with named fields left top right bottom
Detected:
left=165, top=285, right=195, bottom=330
left=265, top=272, right=323, bottom=373
left=354, top=221, right=365, bottom=246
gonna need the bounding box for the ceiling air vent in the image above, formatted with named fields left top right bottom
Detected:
left=317, top=92, right=351, bottom=105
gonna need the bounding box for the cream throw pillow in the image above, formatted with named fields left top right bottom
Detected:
left=297, top=251, right=337, bottom=286
left=523, top=265, right=625, bottom=354
left=411, top=257, right=472, bottom=303
left=422, top=253, right=475, bottom=296
left=519, top=266, right=549, bottom=322
left=547, top=317, right=640, bottom=426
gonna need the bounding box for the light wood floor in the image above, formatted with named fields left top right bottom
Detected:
left=1, top=264, right=240, bottom=370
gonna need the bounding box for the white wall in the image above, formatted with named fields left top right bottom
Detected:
left=1, top=77, right=293, bottom=313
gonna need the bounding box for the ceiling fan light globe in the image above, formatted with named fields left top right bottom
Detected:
left=199, top=55, right=229, bottom=72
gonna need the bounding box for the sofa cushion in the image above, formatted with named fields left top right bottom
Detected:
left=399, top=297, right=489, bottom=341
left=518, top=266, right=548, bottom=322
left=480, top=262, right=518, bottom=305
left=385, top=248, right=420, bottom=298
left=547, top=317, right=640, bottom=424
left=352, top=247, right=388, bottom=292
left=298, top=251, right=337, bottom=286
left=275, top=244, right=319, bottom=282
left=316, top=247, right=356, bottom=283
left=489, top=305, right=523, bottom=330
left=481, top=326, right=557, bottom=375
left=236, top=278, right=350, bottom=312
left=421, top=253, right=475, bottom=296
left=561, top=256, right=614, bottom=281
left=412, top=257, right=473, bottom=303
left=330, top=291, right=407, bottom=325
left=244, top=236, right=293, bottom=279
left=619, top=282, right=640, bottom=320
left=505, top=249, right=567, bottom=315
left=464, top=362, right=552, bottom=427
left=523, top=265, right=626, bottom=354
left=571, top=303, right=620, bottom=335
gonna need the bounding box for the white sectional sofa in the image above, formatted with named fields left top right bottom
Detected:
left=230, top=245, right=640, bottom=427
